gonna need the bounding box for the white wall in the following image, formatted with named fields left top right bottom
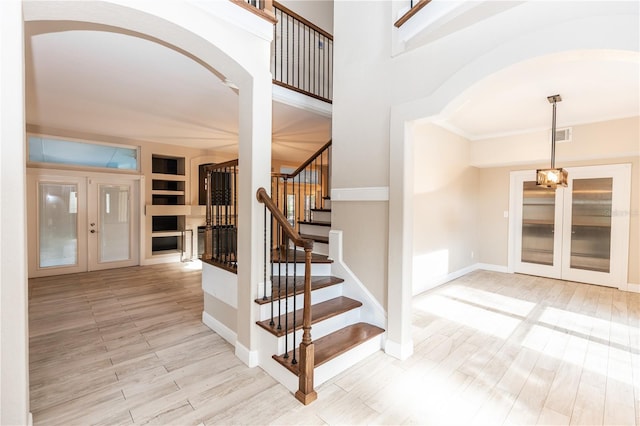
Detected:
left=0, top=1, right=30, bottom=424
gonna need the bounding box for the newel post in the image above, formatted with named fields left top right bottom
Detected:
left=295, top=245, right=317, bottom=404
left=203, top=168, right=213, bottom=260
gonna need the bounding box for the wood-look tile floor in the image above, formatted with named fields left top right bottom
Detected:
left=29, top=264, right=640, bottom=425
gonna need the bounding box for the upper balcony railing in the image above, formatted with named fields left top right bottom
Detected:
left=394, top=0, right=432, bottom=28
left=272, top=2, right=333, bottom=103
left=234, top=0, right=333, bottom=103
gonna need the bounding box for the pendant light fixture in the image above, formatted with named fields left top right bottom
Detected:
left=536, top=94, right=568, bottom=189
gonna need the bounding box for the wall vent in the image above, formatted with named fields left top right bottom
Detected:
left=551, top=127, right=572, bottom=143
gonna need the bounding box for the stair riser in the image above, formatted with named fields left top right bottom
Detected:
left=271, top=262, right=331, bottom=276
left=311, top=242, right=329, bottom=256
left=322, top=199, right=331, bottom=210
left=299, top=223, right=330, bottom=238
left=311, top=210, right=331, bottom=222
left=257, top=283, right=342, bottom=320
left=314, top=334, right=384, bottom=388
left=270, top=309, right=362, bottom=354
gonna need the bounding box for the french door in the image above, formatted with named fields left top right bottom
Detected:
left=27, top=172, right=139, bottom=277
left=510, top=164, right=631, bottom=288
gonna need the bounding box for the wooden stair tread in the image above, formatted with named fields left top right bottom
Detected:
left=273, top=322, right=385, bottom=375
left=256, top=296, right=362, bottom=337
left=272, top=249, right=331, bottom=264
left=299, top=234, right=329, bottom=244
left=254, top=275, right=344, bottom=305
left=298, top=220, right=331, bottom=227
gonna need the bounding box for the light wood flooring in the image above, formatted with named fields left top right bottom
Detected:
left=29, top=264, right=640, bottom=425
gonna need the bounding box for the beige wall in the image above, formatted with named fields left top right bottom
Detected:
left=412, top=123, right=479, bottom=294
left=278, top=0, right=333, bottom=34
left=204, top=293, right=237, bottom=332
left=476, top=118, right=640, bottom=285
left=331, top=201, right=389, bottom=307
left=471, top=116, right=640, bottom=167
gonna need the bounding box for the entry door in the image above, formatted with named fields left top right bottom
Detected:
left=28, top=173, right=139, bottom=277
left=87, top=179, right=139, bottom=271
left=511, top=164, right=631, bottom=288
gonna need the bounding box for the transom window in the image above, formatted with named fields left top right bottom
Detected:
left=28, top=136, right=139, bottom=171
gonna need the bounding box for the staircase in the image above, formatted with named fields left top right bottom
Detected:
left=253, top=244, right=384, bottom=402
left=256, top=144, right=385, bottom=403
left=299, top=197, right=331, bottom=256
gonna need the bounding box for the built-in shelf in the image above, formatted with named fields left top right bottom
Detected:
left=150, top=154, right=186, bottom=258
left=152, top=155, right=185, bottom=176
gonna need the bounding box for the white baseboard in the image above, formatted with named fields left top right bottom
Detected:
left=139, top=254, right=182, bottom=266
left=413, top=262, right=511, bottom=296
left=202, top=311, right=236, bottom=347
left=621, top=282, right=640, bottom=293
left=384, top=338, right=414, bottom=361
left=235, top=341, right=259, bottom=368
left=475, top=263, right=509, bottom=273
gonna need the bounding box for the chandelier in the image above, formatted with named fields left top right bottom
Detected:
left=536, top=94, right=568, bottom=189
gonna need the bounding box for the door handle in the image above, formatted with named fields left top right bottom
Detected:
left=90, top=223, right=96, bottom=227
left=90, top=229, right=96, bottom=234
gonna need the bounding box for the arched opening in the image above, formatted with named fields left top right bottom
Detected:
left=388, top=46, right=639, bottom=359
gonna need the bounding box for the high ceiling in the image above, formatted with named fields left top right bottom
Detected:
left=25, top=15, right=639, bottom=161
left=25, top=22, right=332, bottom=163
left=437, top=49, right=640, bottom=140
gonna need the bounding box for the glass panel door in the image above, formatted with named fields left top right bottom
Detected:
left=88, top=178, right=139, bottom=271
left=568, top=178, right=612, bottom=273
left=28, top=174, right=88, bottom=277
left=521, top=181, right=556, bottom=266
left=561, top=165, right=630, bottom=287
left=512, top=164, right=631, bottom=288
left=512, top=171, right=563, bottom=279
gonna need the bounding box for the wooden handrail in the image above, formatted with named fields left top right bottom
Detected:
left=257, top=187, right=317, bottom=404
left=256, top=188, right=313, bottom=250
left=394, top=0, right=432, bottom=28
left=285, top=140, right=332, bottom=179
left=203, top=159, right=239, bottom=172
left=230, top=0, right=277, bottom=24
left=274, top=1, right=333, bottom=40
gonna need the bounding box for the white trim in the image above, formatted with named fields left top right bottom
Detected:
left=202, top=262, right=238, bottom=308
left=413, top=263, right=477, bottom=296
left=28, top=413, right=33, bottom=426
left=235, top=341, right=259, bottom=368
left=273, top=85, right=332, bottom=118
left=620, top=283, right=640, bottom=293
left=331, top=187, right=389, bottom=202
left=202, top=311, right=237, bottom=347
left=384, top=338, right=414, bottom=361
left=414, top=262, right=510, bottom=296
left=476, top=263, right=509, bottom=273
